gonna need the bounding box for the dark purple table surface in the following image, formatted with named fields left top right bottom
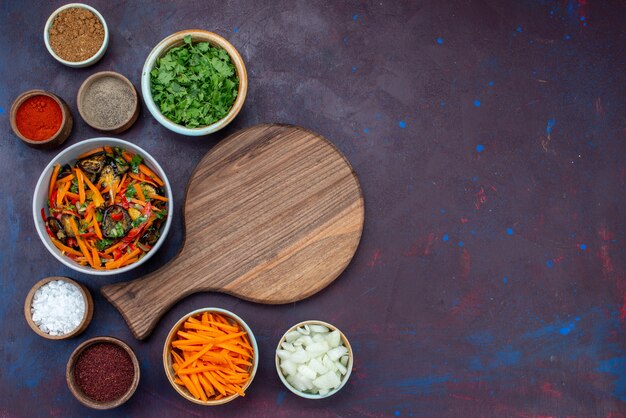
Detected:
left=1, top=1, right=624, bottom=417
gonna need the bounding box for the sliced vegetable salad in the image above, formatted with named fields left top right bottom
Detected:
left=43, top=146, right=168, bottom=270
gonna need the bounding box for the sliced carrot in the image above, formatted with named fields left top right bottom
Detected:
left=75, top=168, right=85, bottom=204
left=133, top=183, right=146, bottom=201
left=139, top=164, right=164, bottom=186
left=69, top=217, right=93, bottom=267
left=50, top=237, right=83, bottom=257
left=91, top=216, right=103, bottom=240
left=78, top=169, right=105, bottom=208
left=169, top=312, right=253, bottom=401
left=91, top=247, right=101, bottom=268
left=104, top=146, right=113, bottom=154
left=49, top=164, right=60, bottom=202
left=149, top=194, right=168, bottom=202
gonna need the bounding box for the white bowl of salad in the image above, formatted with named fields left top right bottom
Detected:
left=33, top=138, right=173, bottom=275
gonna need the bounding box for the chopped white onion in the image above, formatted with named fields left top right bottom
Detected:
left=281, top=342, right=296, bottom=352
left=277, top=324, right=350, bottom=395
left=309, top=324, right=329, bottom=333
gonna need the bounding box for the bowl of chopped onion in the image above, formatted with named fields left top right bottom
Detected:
left=275, top=320, right=353, bottom=399
left=33, top=137, right=173, bottom=275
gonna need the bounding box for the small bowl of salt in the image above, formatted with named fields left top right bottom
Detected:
left=24, top=276, right=93, bottom=340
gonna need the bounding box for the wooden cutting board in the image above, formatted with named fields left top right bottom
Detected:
left=101, top=124, right=364, bottom=340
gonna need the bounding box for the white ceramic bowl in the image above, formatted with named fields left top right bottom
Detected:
left=163, top=307, right=259, bottom=405
left=275, top=320, right=354, bottom=399
left=44, top=3, right=109, bottom=68
left=33, top=138, right=173, bottom=276
left=141, top=30, right=247, bottom=136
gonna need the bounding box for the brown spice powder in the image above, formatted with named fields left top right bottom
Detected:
left=49, top=7, right=104, bottom=62
left=82, top=77, right=136, bottom=129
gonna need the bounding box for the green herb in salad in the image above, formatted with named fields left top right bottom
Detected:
left=150, top=35, right=239, bottom=128
left=130, top=154, right=143, bottom=174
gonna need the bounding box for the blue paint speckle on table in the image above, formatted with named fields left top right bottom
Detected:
left=579, top=243, right=587, bottom=250
left=491, top=346, right=521, bottom=367
left=437, top=37, right=444, bottom=44
left=546, top=259, right=555, bottom=268
left=516, top=26, right=523, bottom=33
left=564, top=34, right=571, bottom=40
left=546, top=118, right=556, bottom=134
left=440, top=101, right=445, bottom=106
left=392, top=374, right=452, bottom=395
left=0, top=107, right=4, bottom=114
left=395, top=411, right=401, bottom=416
left=351, top=66, right=357, bottom=73
left=398, top=120, right=407, bottom=128
left=233, top=27, right=239, bottom=33
left=488, top=80, right=494, bottom=86
left=458, top=241, right=464, bottom=247
left=442, top=234, right=449, bottom=242
left=580, top=16, right=585, bottom=21
left=506, top=228, right=514, bottom=235
left=363, top=128, right=369, bottom=133
left=596, top=357, right=626, bottom=402
left=474, top=99, right=481, bottom=107
left=440, top=208, right=446, bottom=214
left=276, top=390, right=287, bottom=405
left=472, top=176, right=478, bottom=182
left=343, top=36, right=348, bottom=44
left=476, top=144, right=485, bottom=152
left=353, top=14, right=358, bottom=21
left=559, top=323, right=575, bottom=335
left=503, top=276, right=508, bottom=284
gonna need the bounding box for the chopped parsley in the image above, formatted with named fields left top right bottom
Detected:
left=150, top=35, right=238, bottom=128
left=96, top=239, right=114, bottom=251
left=131, top=216, right=148, bottom=228
left=125, top=186, right=137, bottom=199
left=156, top=209, right=167, bottom=220
left=130, top=154, right=143, bottom=174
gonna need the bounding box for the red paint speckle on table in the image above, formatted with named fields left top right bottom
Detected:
left=460, top=249, right=471, bottom=278
left=460, top=217, right=469, bottom=224
left=620, top=295, right=626, bottom=321
left=404, top=232, right=436, bottom=257
left=474, top=187, right=487, bottom=209
left=368, top=249, right=381, bottom=268
left=540, top=382, right=562, bottom=398
left=597, top=244, right=614, bottom=275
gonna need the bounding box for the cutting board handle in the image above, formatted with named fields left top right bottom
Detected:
left=101, top=256, right=195, bottom=340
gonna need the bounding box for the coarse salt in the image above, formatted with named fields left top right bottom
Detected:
left=31, top=280, right=85, bottom=336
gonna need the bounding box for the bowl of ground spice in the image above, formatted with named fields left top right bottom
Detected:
left=44, top=3, right=108, bottom=68
left=10, top=89, right=73, bottom=148
left=24, top=276, right=93, bottom=340
left=141, top=30, right=247, bottom=136
left=67, top=336, right=140, bottom=409
left=77, top=71, right=139, bottom=133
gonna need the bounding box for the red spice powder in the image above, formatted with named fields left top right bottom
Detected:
left=74, top=342, right=134, bottom=403
left=15, top=95, right=62, bottom=141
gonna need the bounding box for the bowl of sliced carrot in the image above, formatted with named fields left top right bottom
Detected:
left=32, top=137, right=173, bottom=275
left=163, top=307, right=259, bottom=405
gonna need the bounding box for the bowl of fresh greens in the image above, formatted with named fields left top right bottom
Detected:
left=141, top=30, right=247, bottom=136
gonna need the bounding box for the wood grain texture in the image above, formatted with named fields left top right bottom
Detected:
left=101, top=124, right=364, bottom=340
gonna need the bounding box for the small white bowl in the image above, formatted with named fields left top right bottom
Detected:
left=32, top=138, right=173, bottom=276
left=141, top=30, right=247, bottom=136
left=275, top=320, right=354, bottom=399
left=44, top=3, right=109, bottom=68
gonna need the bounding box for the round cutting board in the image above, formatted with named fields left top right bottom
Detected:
left=102, top=124, right=364, bottom=339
